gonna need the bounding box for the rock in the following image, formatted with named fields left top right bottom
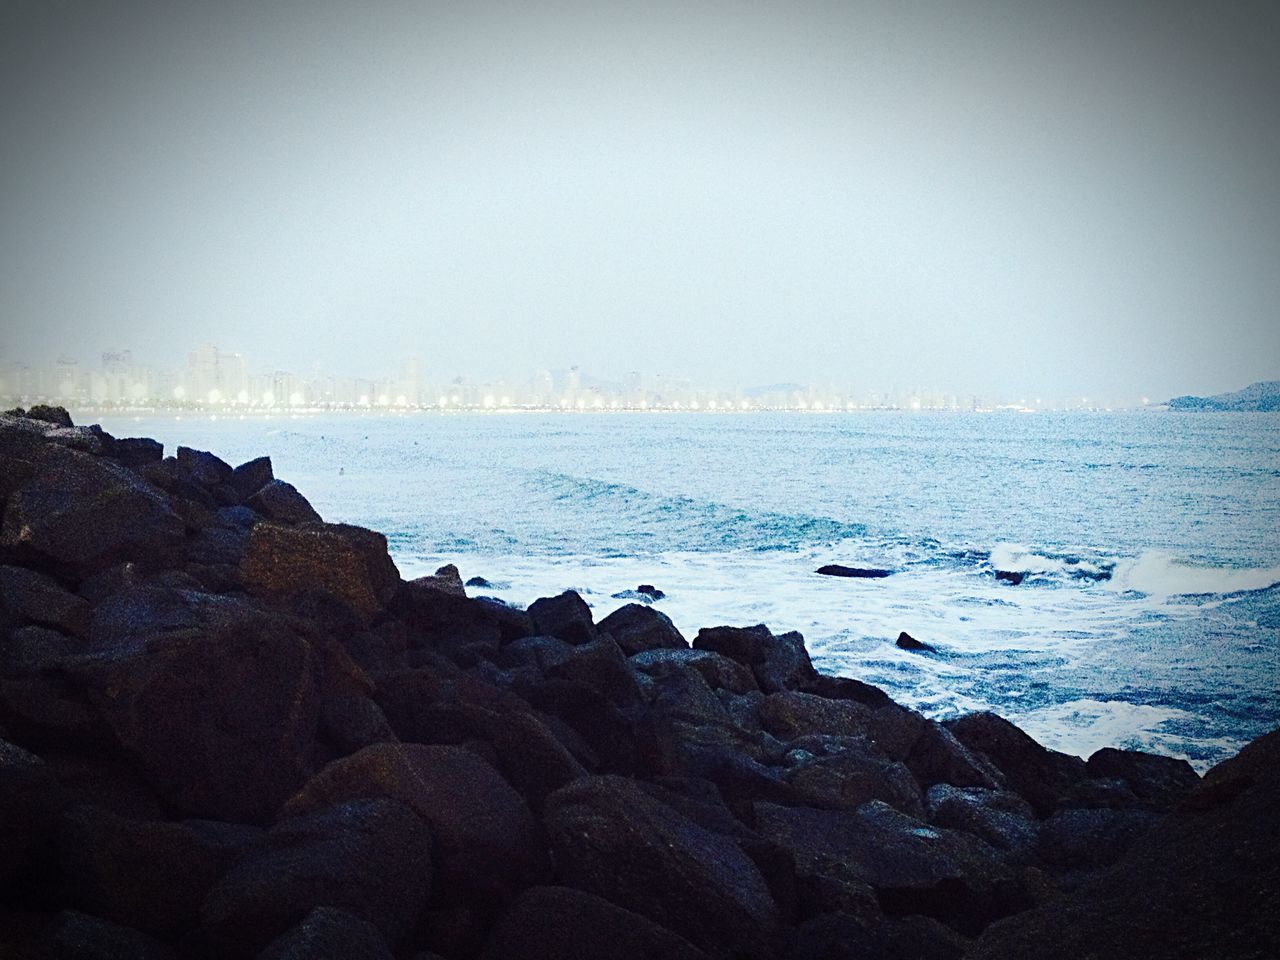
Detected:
left=409, top=563, right=466, bottom=597
left=631, top=648, right=758, bottom=695
left=1, top=624, right=88, bottom=676
left=391, top=587, right=533, bottom=661
left=110, top=436, right=164, bottom=467
left=465, top=575, right=493, bottom=588
left=598, top=603, right=687, bottom=654
left=39, top=752, right=166, bottom=820
left=968, top=728, right=1280, bottom=959
left=81, top=596, right=322, bottom=822
left=1084, top=747, right=1199, bottom=810
left=0, top=739, right=63, bottom=894
left=925, top=785, right=1038, bottom=862
left=282, top=743, right=549, bottom=906
left=946, top=711, right=1087, bottom=816
left=319, top=695, right=398, bottom=756
left=787, top=912, right=970, bottom=960
left=518, top=677, right=639, bottom=775
left=230, top=456, right=274, bottom=499
left=257, top=907, right=394, bottom=960
left=636, top=583, right=665, bottom=599
left=815, top=565, right=893, bottom=578
left=805, top=673, right=895, bottom=709
left=56, top=807, right=258, bottom=936
left=895, top=631, right=933, bottom=652
left=544, top=775, right=779, bottom=958
left=25, top=404, right=74, bottom=428
left=1038, top=807, right=1160, bottom=871
left=241, top=522, right=399, bottom=619
left=35, top=909, right=177, bottom=960
left=905, top=721, right=1005, bottom=791
left=201, top=797, right=432, bottom=956
left=544, top=636, right=641, bottom=706
left=527, top=590, right=596, bottom=644
left=994, top=570, right=1024, bottom=585
left=694, top=625, right=819, bottom=693
left=480, top=886, right=709, bottom=960
left=0, top=565, right=92, bottom=638
left=176, top=446, right=234, bottom=488
left=760, top=690, right=875, bottom=741
left=788, top=748, right=926, bottom=819
left=1, top=444, right=182, bottom=574
left=247, top=479, right=323, bottom=524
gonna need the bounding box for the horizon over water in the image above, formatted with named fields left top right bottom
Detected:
left=95, top=409, right=1280, bottom=770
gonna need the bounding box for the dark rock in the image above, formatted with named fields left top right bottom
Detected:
left=410, top=563, right=466, bottom=597
left=968, top=726, right=1280, bottom=960
left=0, top=674, right=108, bottom=755
left=788, top=748, right=926, bottom=819
left=56, top=807, right=257, bottom=936
left=815, top=565, right=892, bottom=578
left=895, top=631, right=933, bottom=652
left=282, top=743, right=549, bottom=905
left=760, top=690, right=876, bottom=741
left=925, top=784, right=1038, bottom=862
left=0, top=739, right=63, bottom=895
left=480, top=886, right=709, bottom=960
left=1056, top=776, right=1142, bottom=810
left=804, top=673, right=895, bottom=709
left=1, top=444, right=182, bottom=574
left=25, top=404, right=73, bottom=428
left=994, top=570, right=1025, bottom=585
left=35, top=909, right=177, bottom=960
left=40, top=753, right=166, bottom=821
left=1038, top=807, right=1160, bottom=871
left=787, top=912, right=969, bottom=960
left=241, top=522, right=399, bottom=620
left=1084, top=747, right=1199, bottom=810
left=230, top=455, right=274, bottom=499
left=598, top=603, right=687, bottom=655
left=109, top=436, right=163, bottom=468
left=319, top=695, right=397, bottom=756
left=518, top=677, right=639, bottom=774
left=527, top=590, right=596, bottom=644
left=694, top=624, right=819, bottom=693
left=391, top=587, right=533, bottom=661
left=544, top=635, right=641, bottom=706
left=946, top=711, right=1087, bottom=816
left=544, top=775, right=779, bottom=958
left=631, top=648, right=758, bottom=694
left=257, top=907, right=393, bottom=960
left=636, top=583, right=665, bottom=599
left=1, top=624, right=88, bottom=676
left=465, top=575, right=493, bottom=588
left=201, top=797, right=432, bottom=956
left=176, top=446, right=234, bottom=488
left=905, top=721, right=1005, bottom=791
left=247, top=479, right=323, bottom=525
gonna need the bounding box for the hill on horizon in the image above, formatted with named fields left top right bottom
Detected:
left=1166, top=381, right=1280, bottom=412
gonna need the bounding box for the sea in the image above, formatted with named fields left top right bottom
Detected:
left=93, top=409, right=1280, bottom=771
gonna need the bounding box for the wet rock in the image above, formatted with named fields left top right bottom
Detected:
left=257, top=907, right=393, bottom=960
left=994, top=570, right=1025, bottom=585
left=598, top=603, right=687, bottom=654
left=201, top=797, right=432, bottom=956
left=895, top=631, right=933, bottom=652
left=230, top=456, right=274, bottom=499
left=410, top=563, right=466, bottom=597
left=282, top=743, right=549, bottom=905
left=2, top=444, right=182, bottom=574
left=176, top=446, right=234, bottom=489
left=481, top=886, right=709, bottom=960
left=527, top=590, right=596, bottom=644
left=946, top=711, right=1087, bottom=816
left=925, top=784, right=1038, bottom=862
left=545, top=775, right=779, bottom=958
left=56, top=807, right=258, bottom=936
left=694, top=624, right=819, bottom=694
left=465, top=575, right=493, bottom=588
left=631, top=648, right=758, bottom=695
left=1084, top=747, right=1199, bottom=810
left=788, top=748, right=926, bottom=819
left=110, top=436, right=164, bottom=468
left=636, top=583, right=664, bottom=599
left=247, top=479, right=323, bottom=525
left=815, top=565, right=893, bottom=578
left=1038, top=807, right=1160, bottom=871
left=241, top=522, right=399, bottom=620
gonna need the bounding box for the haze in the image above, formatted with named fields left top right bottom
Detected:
left=2, top=0, right=1277, bottom=400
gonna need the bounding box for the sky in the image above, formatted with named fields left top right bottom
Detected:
left=1, top=0, right=1277, bottom=400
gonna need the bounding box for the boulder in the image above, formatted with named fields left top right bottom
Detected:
left=25, top=404, right=74, bottom=428
left=1084, top=747, right=1199, bottom=810
left=176, top=446, right=234, bottom=488
left=56, top=807, right=258, bottom=936
left=110, top=436, right=164, bottom=467
left=257, top=907, right=393, bottom=960
left=946, top=711, right=1087, bottom=816
left=410, top=563, right=466, bottom=597
left=905, top=721, right=1005, bottom=791
left=896, top=631, right=933, bottom=652
left=241, top=522, right=399, bottom=619
left=0, top=739, right=63, bottom=894
left=787, top=912, right=970, bottom=960
left=0, top=564, right=92, bottom=637
left=318, top=695, right=398, bottom=756
left=1, top=444, right=182, bottom=574
left=544, top=636, right=641, bottom=706
left=925, top=785, right=1038, bottom=862
left=466, top=575, right=494, bottom=588
left=1, top=624, right=88, bottom=676
left=480, top=886, right=709, bottom=960
left=247, top=479, right=323, bottom=525
left=994, top=570, right=1025, bottom=585
left=1037, top=807, right=1161, bottom=871
left=527, top=590, right=596, bottom=644
left=282, top=743, right=549, bottom=905
left=788, top=748, right=925, bottom=819
left=230, top=456, right=274, bottom=499
left=201, top=798, right=432, bottom=956
left=598, top=603, right=687, bottom=655
left=760, top=690, right=876, bottom=741
left=631, top=648, right=758, bottom=695
left=815, top=565, right=893, bottom=578
left=544, top=775, right=779, bottom=958
left=34, top=910, right=177, bottom=960
left=391, top=587, right=532, bottom=660
left=694, top=625, right=819, bottom=693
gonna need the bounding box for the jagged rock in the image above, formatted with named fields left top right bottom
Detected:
left=946, top=711, right=1087, bottom=816
left=804, top=673, right=895, bottom=709
left=176, top=446, right=234, bottom=488
left=1084, top=747, right=1199, bottom=810
left=241, top=522, right=399, bottom=619
left=694, top=625, right=819, bottom=693
left=631, top=648, right=758, bottom=694
left=1, top=624, right=88, bottom=676
left=201, top=798, right=432, bottom=957
left=895, top=631, right=933, bottom=652
left=247, top=479, right=323, bottom=524
left=25, top=404, right=73, bottom=428
left=1, top=444, right=183, bottom=574
left=319, top=695, right=398, bottom=756
left=230, top=456, right=274, bottom=499
left=110, top=436, right=164, bottom=467
left=35, top=909, right=177, bottom=960
left=545, top=775, right=779, bottom=958
left=815, top=565, right=893, bottom=578
left=527, top=590, right=596, bottom=644
left=257, top=907, right=394, bottom=960
left=410, top=563, right=466, bottom=597
left=0, top=739, right=63, bottom=894
left=636, top=583, right=664, bottom=599
left=598, top=603, right=687, bottom=654
left=56, top=807, right=258, bottom=936
left=1037, top=807, right=1161, bottom=871
left=994, top=570, right=1025, bottom=585
left=544, top=636, right=641, bottom=706
left=925, top=784, right=1038, bottom=862
left=0, top=566, right=90, bottom=637
left=282, top=743, right=549, bottom=905
left=480, top=886, right=709, bottom=960
left=905, top=721, right=1005, bottom=791
left=391, top=587, right=532, bottom=661
left=760, top=690, right=876, bottom=741
left=788, top=747, right=926, bottom=819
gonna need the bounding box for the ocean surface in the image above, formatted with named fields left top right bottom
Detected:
left=94, top=410, right=1280, bottom=770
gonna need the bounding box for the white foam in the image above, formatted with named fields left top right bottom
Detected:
left=1108, top=550, right=1280, bottom=598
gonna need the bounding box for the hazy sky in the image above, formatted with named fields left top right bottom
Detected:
left=2, top=0, right=1277, bottom=399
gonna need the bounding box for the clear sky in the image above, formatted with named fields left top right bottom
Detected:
left=2, top=0, right=1277, bottom=400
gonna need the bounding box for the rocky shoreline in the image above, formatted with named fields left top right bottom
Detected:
left=1, top=406, right=1275, bottom=959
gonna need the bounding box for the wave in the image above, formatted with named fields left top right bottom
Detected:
left=1108, top=551, right=1280, bottom=598
left=986, top=543, right=1115, bottom=582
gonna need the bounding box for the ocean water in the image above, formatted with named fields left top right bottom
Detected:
left=95, top=410, right=1280, bottom=770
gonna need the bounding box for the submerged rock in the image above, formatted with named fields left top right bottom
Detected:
left=896, top=631, right=934, bottom=652
left=816, top=565, right=893, bottom=579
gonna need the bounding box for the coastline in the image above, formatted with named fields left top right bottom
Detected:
left=0, top=405, right=1274, bottom=958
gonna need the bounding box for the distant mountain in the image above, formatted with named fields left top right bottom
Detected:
left=1166, top=381, right=1280, bottom=412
